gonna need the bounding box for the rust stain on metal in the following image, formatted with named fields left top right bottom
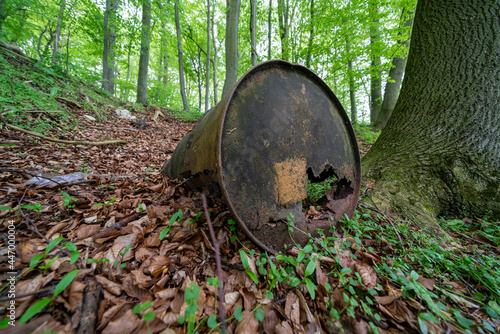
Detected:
left=273, top=158, right=307, bottom=206
left=161, top=60, right=361, bottom=254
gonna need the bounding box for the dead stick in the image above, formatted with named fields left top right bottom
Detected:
left=359, top=204, right=403, bottom=243
left=5, top=124, right=128, bottom=146
left=201, top=194, right=227, bottom=333
left=76, top=279, right=102, bottom=334
left=0, top=288, right=51, bottom=301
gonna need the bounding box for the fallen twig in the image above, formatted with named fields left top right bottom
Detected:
left=359, top=204, right=403, bottom=243
left=0, top=288, right=51, bottom=301
left=5, top=124, right=128, bottom=146
left=201, top=193, right=227, bottom=333
left=76, top=279, right=102, bottom=334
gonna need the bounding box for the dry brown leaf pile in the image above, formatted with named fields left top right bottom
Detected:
left=0, top=108, right=498, bottom=334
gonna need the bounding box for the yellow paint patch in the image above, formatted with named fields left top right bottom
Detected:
left=274, top=158, right=307, bottom=206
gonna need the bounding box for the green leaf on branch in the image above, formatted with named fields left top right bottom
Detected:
left=19, top=298, right=52, bottom=323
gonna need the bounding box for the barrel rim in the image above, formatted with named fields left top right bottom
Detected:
left=216, top=59, right=362, bottom=254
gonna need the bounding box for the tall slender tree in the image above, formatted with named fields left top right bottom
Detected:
left=250, top=0, right=257, bottom=66
left=368, top=0, right=382, bottom=124
left=204, top=0, right=211, bottom=111
left=267, top=0, right=272, bottom=60
left=211, top=0, right=218, bottom=105
left=305, top=0, right=315, bottom=68
left=222, top=0, right=240, bottom=97
left=373, top=9, right=414, bottom=130
left=136, top=0, right=151, bottom=105
left=346, top=37, right=357, bottom=123
left=102, top=0, right=119, bottom=94
left=277, top=0, right=290, bottom=61
left=51, top=0, right=66, bottom=64
left=175, top=1, right=189, bottom=110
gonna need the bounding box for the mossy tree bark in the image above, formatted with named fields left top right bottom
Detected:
left=362, top=0, right=500, bottom=232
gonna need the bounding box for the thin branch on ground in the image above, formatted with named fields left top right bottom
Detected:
left=359, top=204, right=403, bottom=243
left=5, top=124, right=128, bottom=146
left=201, top=193, right=227, bottom=333
left=0, top=288, right=51, bottom=301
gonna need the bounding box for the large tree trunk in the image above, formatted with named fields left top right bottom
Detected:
left=362, top=0, right=500, bottom=231
left=205, top=0, right=211, bottom=111
left=373, top=9, right=414, bottom=131
left=222, top=0, right=240, bottom=97
left=52, top=0, right=66, bottom=64
left=368, top=0, right=381, bottom=125
left=175, top=1, right=189, bottom=110
left=136, top=0, right=151, bottom=105
left=346, top=37, right=357, bottom=123
left=250, top=0, right=257, bottom=66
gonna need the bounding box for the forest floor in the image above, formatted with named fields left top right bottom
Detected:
left=0, top=46, right=499, bottom=334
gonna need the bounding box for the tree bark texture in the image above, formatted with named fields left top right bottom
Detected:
left=362, top=0, right=500, bottom=230
left=102, top=0, right=119, bottom=95
left=373, top=9, right=414, bottom=131
left=51, top=0, right=66, bottom=64
left=222, top=0, right=240, bottom=97
left=305, top=0, right=315, bottom=68
left=175, top=1, right=189, bottom=110
left=250, top=0, right=257, bottom=66
left=369, top=0, right=381, bottom=124
left=205, top=0, right=211, bottom=111
left=346, top=37, right=357, bottom=123
left=136, top=0, right=151, bottom=105
left=267, top=0, right=272, bottom=60
left=277, top=0, right=289, bottom=61
left=211, top=0, right=218, bottom=105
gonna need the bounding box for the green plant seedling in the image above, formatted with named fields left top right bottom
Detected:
left=19, top=269, right=79, bottom=323
left=178, top=282, right=200, bottom=333
left=85, top=258, right=110, bottom=264
left=133, top=301, right=154, bottom=334
left=62, top=242, right=80, bottom=264
left=159, top=209, right=183, bottom=240
left=61, top=191, right=77, bottom=209
left=20, top=203, right=42, bottom=215
left=113, top=245, right=132, bottom=269
left=239, top=249, right=259, bottom=284
left=30, top=236, right=65, bottom=269
left=93, top=198, right=117, bottom=208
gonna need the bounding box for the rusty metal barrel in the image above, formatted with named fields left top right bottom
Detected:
left=161, top=60, right=361, bottom=254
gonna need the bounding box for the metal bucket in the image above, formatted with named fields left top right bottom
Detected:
left=161, top=60, right=361, bottom=254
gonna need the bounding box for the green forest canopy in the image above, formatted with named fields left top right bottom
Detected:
left=0, top=0, right=416, bottom=122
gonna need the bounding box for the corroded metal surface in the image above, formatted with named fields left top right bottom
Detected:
left=161, top=60, right=361, bottom=254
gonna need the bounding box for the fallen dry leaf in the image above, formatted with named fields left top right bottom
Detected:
left=355, top=262, right=377, bottom=288
left=235, top=310, right=259, bottom=334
